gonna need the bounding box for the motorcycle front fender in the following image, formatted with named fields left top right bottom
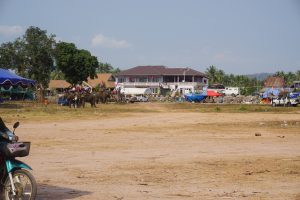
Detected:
left=6, top=159, right=32, bottom=173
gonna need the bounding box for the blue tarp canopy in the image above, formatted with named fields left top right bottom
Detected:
left=0, top=68, right=35, bottom=87
left=262, top=88, right=280, bottom=98
left=184, top=93, right=207, bottom=102
left=289, top=92, right=300, bottom=99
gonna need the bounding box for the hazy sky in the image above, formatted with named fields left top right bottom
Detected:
left=0, top=0, right=299, bottom=74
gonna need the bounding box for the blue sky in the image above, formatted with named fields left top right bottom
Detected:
left=0, top=0, right=299, bottom=74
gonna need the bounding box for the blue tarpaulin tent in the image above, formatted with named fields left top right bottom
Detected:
left=262, top=88, right=281, bottom=98
left=184, top=93, right=207, bottom=102
left=289, top=92, right=300, bottom=99
left=0, top=68, right=35, bottom=87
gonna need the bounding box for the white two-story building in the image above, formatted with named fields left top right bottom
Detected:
left=115, top=65, right=208, bottom=94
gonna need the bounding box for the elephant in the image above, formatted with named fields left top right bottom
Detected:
left=82, top=93, right=97, bottom=108
left=96, top=89, right=111, bottom=104
left=66, top=92, right=81, bottom=108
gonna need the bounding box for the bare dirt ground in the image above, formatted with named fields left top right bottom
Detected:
left=9, top=104, right=300, bottom=200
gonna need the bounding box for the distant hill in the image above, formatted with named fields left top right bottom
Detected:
left=245, top=73, right=273, bottom=81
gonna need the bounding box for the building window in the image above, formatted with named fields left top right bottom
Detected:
left=185, top=76, right=192, bottom=82
left=129, top=77, right=135, bottom=82
left=164, top=76, right=175, bottom=83
left=118, top=78, right=125, bottom=83
left=139, top=77, right=147, bottom=82
left=153, top=77, right=160, bottom=82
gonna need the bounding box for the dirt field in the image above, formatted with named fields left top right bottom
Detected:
left=2, top=103, right=300, bottom=199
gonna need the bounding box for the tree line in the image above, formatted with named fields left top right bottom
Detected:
left=205, top=65, right=300, bottom=95
left=0, top=26, right=119, bottom=101
left=1, top=26, right=299, bottom=98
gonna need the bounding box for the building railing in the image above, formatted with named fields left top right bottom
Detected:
left=118, top=82, right=160, bottom=87
left=118, top=81, right=206, bottom=87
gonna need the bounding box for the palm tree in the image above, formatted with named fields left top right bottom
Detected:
left=205, top=65, right=218, bottom=84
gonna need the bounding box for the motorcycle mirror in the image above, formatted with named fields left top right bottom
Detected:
left=13, top=122, right=20, bottom=129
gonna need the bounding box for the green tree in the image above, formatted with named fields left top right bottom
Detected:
left=24, top=26, right=56, bottom=101
left=285, top=72, right=296, bottom=86
left=111, top=67, right=121, bottom=74
left=0, top=42, right=16, bottom=69
left=55, top=42, right=98, bottom=85
left=205, top=65, right=218, bottom=84
left=98, top=62, right=113, bottom=73
left=274, top=70, right=299, bottom=86
left=0, top=39, right=27, bottom=76
left=215, top=69, right=225, bottom=83
left=296, top=70, right=300, bottom=80
left=0, top=26, right=56, bottom=102
left=274, top=71, right=285, bottom=78
left=97, top=62, right=121, bottom=74
left=50, top=69, right=65, bottom=80
left=205, top=65, right=263, bottom=95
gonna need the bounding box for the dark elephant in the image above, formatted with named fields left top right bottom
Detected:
left=96, top=89, right=111, bottom=104
left=82, top=93, right=97, bottom=108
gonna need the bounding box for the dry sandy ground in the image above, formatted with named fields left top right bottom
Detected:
left=13, top=111, right=300, bottom=200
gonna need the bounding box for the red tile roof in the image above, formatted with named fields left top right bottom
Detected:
left=49, top=74, right=116, bottom=89
left=117, top=66, right=207, bottom=77
left=264, top=76, right=285, bottom=88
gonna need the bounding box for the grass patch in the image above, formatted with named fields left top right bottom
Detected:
left=215, top=106, right=221, bottom=112
left=163, top=103, right=300, bottom=113
left=239, top=105, right=248, bottom=111
left=1, top=101, right=299, bottom=122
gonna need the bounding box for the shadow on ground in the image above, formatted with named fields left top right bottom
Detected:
left=37, top=184, right=91, bottom=200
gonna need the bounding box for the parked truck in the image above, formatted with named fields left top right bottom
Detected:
left=120, top=87, right=152, bottom=95
left=119, top=87, right=151, bottom=103
left=271, top=97, right=299, bottom=107
left=224, top=87, right=240, bottom=96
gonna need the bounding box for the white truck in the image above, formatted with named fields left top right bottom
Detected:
left=271, top=97, right=299, bottom=107
left=224, top=87, right=240, bottom=96
left=120, top=87, right=152, bottom=95
left=118, top=87, right=151, bottom=103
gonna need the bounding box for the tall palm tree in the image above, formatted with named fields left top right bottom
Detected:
left=205, top=65, right=218, bottom=84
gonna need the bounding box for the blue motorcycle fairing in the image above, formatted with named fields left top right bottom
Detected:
left=5, top=159, right=32, bottom=173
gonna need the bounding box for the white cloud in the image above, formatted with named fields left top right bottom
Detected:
left=92, top=34, right=131, bottom=48
left=0, top=25, right=23, bottom=37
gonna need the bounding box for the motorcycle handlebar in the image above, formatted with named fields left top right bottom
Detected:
left=0, top=118, right=19, bottom=142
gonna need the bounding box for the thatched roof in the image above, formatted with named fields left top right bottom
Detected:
left=49, top=73, right=116, bottom=89
left=264, top=76, right=285, bottom=88
left=49, top=80, right=71, bottom=89
left=87, top=73, right=116, bottom=88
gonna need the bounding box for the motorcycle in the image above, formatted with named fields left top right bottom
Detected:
left=0, top=118, right=37, bottom=200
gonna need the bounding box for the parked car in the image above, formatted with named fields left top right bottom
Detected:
left=57, top=97, right=68, bottom=106
left=125, top=96, right=137, bottom=103
left=207, top=84, right=225, bottom=94
left=136, top=95, right=149, bottom=102
left=271, top=97, right=299, bottom=107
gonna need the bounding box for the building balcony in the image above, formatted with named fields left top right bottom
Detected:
left=117, top=82, right=160, bottom=87
left=117, top=81, right=207, bottom=88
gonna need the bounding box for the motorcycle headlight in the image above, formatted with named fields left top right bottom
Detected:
left=6, top=131, right=16, bottom=141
